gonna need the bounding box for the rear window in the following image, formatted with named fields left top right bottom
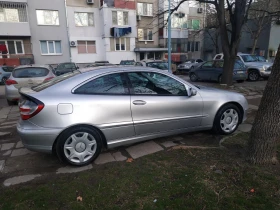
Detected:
left=13, top=67, right=49, bottom=78
left=120, top=61, right=135, bottom=65
left=57, top=63, right=76, bottom=70
left=32, top=71, right=80, bottom=92
left=2, top=66, right=14, bottom=72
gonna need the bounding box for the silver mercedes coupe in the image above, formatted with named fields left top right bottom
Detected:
left=17, top=66, right=248, bottom=166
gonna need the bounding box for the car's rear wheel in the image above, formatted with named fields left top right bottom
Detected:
left=189, top=73, right=198, bottom=82
left=248, top=70, right=260, bottom=81
left=213, top=104, right=241, bottom=135
left=56, top=126, right=102, bottom=166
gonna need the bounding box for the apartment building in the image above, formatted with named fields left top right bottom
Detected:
left=0, top=0, right=33, bottom=66
left=66, top=0, right=137, bottom=65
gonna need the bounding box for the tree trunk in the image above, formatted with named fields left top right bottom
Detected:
left=215, top=30, right=219, bottom=54
left=221, top=54, right=235, bottom=85
left=251, top=36, right=258, bottom=55
left=247, top=44, right=280, bottom=164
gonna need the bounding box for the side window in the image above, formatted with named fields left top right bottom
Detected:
left=135, top=62, right=143, bottom=66
left=234, top=62, right=242, bottom=69
left=75, top=73, right=127, bottom=94
left=213, top=61, right=224, bottom=68
left=197, top=59, right=203, bottom=63
left=128, top=72, right=187, bottom=96
left=202, top=61, right=214, bottom=68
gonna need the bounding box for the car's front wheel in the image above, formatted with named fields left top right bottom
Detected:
left=56, top=126, right=102, bottom=166
left=248, top=70, right=260, bottom=81
left=189, top=73, right=198, bottom=82
left=213, top=104, right=241, bottom=135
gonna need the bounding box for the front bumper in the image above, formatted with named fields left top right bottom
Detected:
left=17, top=120, right=62, bottom=153
left=260, top=71, right=271, bottom=77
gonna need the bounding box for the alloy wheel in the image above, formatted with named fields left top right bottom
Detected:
left=220, top=109, right=239, bottom=133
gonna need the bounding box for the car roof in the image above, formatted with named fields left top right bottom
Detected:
left=14, top=65, right=51, bottom=70
left=215, top=53, right=250, bottom=56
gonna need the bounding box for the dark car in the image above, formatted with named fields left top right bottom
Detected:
left=85, top=61, right=114, bottom=68
left=54, top=62, right=79, bottom=76
left=120, top=60, right=135, bottom=65
left=189, top=60, right=247, bottom=83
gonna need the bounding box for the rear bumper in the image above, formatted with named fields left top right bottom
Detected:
left=5, top=85, right=20, bottom=101
left=17, top=121, right=62, bottom=154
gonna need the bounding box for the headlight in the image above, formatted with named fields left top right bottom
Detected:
left=263, top=66, right=268, bottom=71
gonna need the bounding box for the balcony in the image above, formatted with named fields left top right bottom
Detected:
left=0, top=1, right=31, bottom=36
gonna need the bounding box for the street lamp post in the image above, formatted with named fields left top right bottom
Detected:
left=168, top=0, right=172, bottom=73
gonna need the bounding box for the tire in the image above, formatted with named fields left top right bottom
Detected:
left=236, top=80, right=244, bottom=83
left=1, top=77, right=7, bottom=85
left=248, top=70, right=260, bottom=81
left=212, top=104, right=241, bottom=135
left=189, top=73, right=198, bottom=82
left=56, top=126, right=103, bottom=166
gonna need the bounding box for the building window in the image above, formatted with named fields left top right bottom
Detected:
left=0, top=40, right=24, bottom=54
left=0, top=3, right=27, bottom=22
left=40, top=41, right=62, bottom=55
left=137, top=3, right=153, bottom=16
left=171, top=13, right=188, bottom=29
left=115, top=38, right=126, bottom=51
left=77, top=41, right=96, bottom=54
left=74, top=12, right=94, bottom=26
left=188, top=19, right=200, bottom=30
left=138, top=29, right=153, bottom=41
left=112, top=11, right=128, bottom=26
left=36, top=10, right=59, bottom=25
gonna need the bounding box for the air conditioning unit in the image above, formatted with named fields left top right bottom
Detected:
left=137, top=15, right=141, bottom=21
left=197, top=8, right=203, bottom=13
left=87, top=0, right=94, bottom=4
left=70, top=41, right=77, bottom=47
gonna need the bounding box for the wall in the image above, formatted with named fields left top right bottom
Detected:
left=27, top=0, right=70, bottom=64
left=0, top=22, right=31, bottom=36
left=268, top=23, right=280, bottom=58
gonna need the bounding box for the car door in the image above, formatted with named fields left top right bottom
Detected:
left=73, top=72, right=135, bottom=141
left=195, top=61, right=214, bottom=80
left=127, top=71, right=203, bottom=135
left=210, top=61, right=223, bottom=81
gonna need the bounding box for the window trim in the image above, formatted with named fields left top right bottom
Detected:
left=0, top=40, right=25, bottom=55
left=112, top=10, right=129, bottom=26
left=126, top=71, right=188, bottom=96
left=137, top=2, right=153, bottom=17
left=72, top=72, right=129, bottom=95
left=40, top=40, right=62, bottom=55
left=114, top=38, right=126, bottom=51
left=36, top=9, right=59, bottom=26
left=138, top=29, right=153, bottom=41
left=74, top=12, right=94, bottom=27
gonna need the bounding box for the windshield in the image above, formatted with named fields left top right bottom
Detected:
left=13, top=67, right=49, bottom=78
left=32, top=71, right=80, bottom=92
left=57, top=63, right=76, bottom=70
left=257, top=56, right=266, bottom=62
left=147, top=62, right=168, bottom=70
left=241, top=55, right=257, bottom=62
left=121, top=61, right=135, bottom=65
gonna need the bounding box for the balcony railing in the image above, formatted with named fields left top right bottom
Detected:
left=0, top=2, right=28, bottom=23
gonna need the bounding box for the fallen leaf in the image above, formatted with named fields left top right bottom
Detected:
left=77, top=196, right=83, bottom=202
left=250, top=189, right=255, bottom=193
left=126, top=158, right=134, bottom=163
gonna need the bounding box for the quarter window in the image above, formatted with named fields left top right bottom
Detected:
left=36, top=10, right=59, bottom=25
left=128, top=72, right=187, bottom=95
left=74, top=12, right=94, bottom=26
left=75, top=73, right=128, bottom=95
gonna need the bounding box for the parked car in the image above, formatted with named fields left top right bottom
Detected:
left=177, top=59, right=204, bottom=72
left=17, top=66, right=248, bottom=166
left=120, top=60, right=135, bottom=65
left=0, top=66, right=14, bottom=84
left=85, top=61, right=114, bottom=68
left=54, top=62, right=79, bottom=76
left=189, top=60, right=247, bottom=83
left=5, top=65, right=55, bottom=106
left=136, top=60, right=169, bottom=72
left=213, top=53, right=272, bottom=81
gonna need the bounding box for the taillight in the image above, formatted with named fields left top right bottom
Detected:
left=5, top=79, right=17, bottom=86
left=44, top=77, right=54, bottom=82
left=19, top=99, right=44, bottom=120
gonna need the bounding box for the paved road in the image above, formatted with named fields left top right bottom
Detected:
left=0, top=79, right=265, bottom=186
left=0, top=86, right=8, bottom=108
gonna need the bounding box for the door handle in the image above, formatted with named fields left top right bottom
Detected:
left=133, top=100, right=146, bottom=105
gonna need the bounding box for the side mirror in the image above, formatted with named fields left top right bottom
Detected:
left=187, top=87, right=197, bottom=97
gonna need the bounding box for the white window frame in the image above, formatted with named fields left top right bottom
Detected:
left=137, top=3, right=153, bottom=16
left=36, top=10, right=59, bottom=26
left=114, top=38, right=126, bottom=51
left=77, top=40, right=96, bottom=54
left=74, top=12, right=94, bottom=27
left=138, top=29, right=153, bottom=41
left=0, top=40, right=25, bottom=56
left=112, top=11, right=128, bottom=26
left=40, top=40, right=62, bottom=55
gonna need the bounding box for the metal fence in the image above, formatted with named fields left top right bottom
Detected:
left=0, top=2, right=28, bottom=22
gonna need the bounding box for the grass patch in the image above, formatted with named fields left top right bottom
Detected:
left=1, top=139, right=280, bottom=210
